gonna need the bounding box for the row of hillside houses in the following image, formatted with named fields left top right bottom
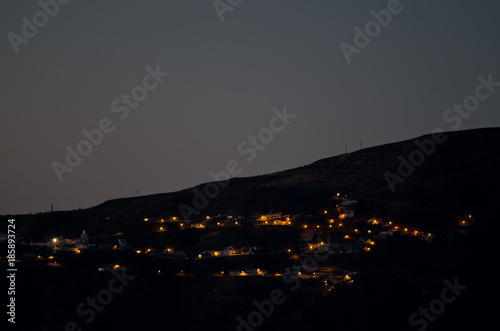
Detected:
left=227, top=269, right=266, bottom=276
left=153, top=246, right=279, bottom=260
left=28, top=230, right=90, bottom=252
left=197, top=246, right=278, bottom=258
left=169, top=212, right=293, bottom=228
left=255, top=212, right=292, bottom=226
left=301, top=241, right=366, bottom=255
left=340, top=198, right=358, bottom=206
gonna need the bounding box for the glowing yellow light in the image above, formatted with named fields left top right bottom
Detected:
left=368, top=230, right=371, bottom=234
left=52, top=238, right=57, bottom=243
left=173, top=217, right=177, bottom=220
left=136, top=250, right=141, bottom=254
left=198, top=254, right=202, bottom=258
left=344, top=235, right=349, bottom=239
left=324, top=210, right=328, bottom=214
left=144, top=218, right=148, bottom=221
left=304, top=225, right=308, bottom=228
left=235, top=221, right=238, bottom=225
left=317, top=225, right=320, bottom=228
left=337, top=193, right=340, bottom=196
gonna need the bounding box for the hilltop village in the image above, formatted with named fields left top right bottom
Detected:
left=2, top=193, right=468, bottom=297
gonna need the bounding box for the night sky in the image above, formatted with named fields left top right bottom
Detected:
left=1, top=0, right=500, bottom=214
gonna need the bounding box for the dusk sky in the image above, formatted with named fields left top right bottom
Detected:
left=1, top=0, right=500, bottom=215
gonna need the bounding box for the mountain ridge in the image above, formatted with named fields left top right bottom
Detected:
left=5, top=127, right=500, bottom=238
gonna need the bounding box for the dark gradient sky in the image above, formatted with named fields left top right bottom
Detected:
left=1, top=0, right=500, bottom=214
